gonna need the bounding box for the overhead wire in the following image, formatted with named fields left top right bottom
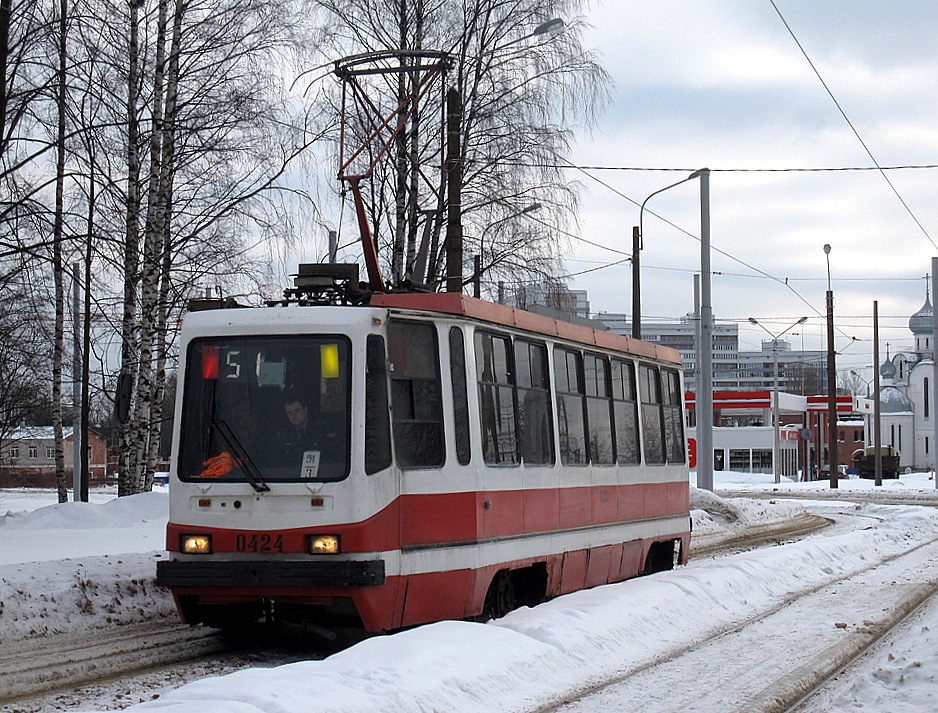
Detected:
left=551, top=155, right=829, bottom=323
left=523, top=6, right=936, bottom=340
left=768, top=0, right=938, bottom=251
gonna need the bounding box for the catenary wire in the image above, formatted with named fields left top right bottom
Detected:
left=768, top=0, right=938, bottom=252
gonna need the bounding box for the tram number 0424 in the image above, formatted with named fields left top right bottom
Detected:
left=235, top=532, right=284, bottom=553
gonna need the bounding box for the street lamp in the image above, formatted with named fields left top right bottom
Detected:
left=749, top=316, right=808, bottom=483
left=491, top=17, right=565, bottom=52
left=850, top=369, right=871, bottom=397
left=634, top=172, right=701, bottom=340
left=469, top=202, right=541, bottom=297
left=633, top=169, right=713, bottom=490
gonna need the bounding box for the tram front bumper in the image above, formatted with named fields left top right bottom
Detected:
left=156, top=558, right=386, bottom=588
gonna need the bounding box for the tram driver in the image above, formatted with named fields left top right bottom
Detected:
left=277, top=392, right=341, bottom=477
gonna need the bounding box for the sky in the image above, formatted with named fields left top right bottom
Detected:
left=4, top=475, right=938, bottom=712
left=561, top=0, right=938, bottom=379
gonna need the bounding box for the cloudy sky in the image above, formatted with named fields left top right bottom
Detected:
left=563, top=0, right=938, bottom=377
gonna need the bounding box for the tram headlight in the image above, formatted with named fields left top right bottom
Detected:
left=309, top=534, right=340, bottom=555
left=181, top=534, right=212, bottom=554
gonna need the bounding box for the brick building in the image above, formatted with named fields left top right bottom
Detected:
left=0, top=427, right=111, bottom=488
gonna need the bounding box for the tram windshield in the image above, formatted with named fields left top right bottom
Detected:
left=178, top=336, right=351, bottom=485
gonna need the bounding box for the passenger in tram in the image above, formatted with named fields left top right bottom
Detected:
left=228, top=399, right=258, bottom=453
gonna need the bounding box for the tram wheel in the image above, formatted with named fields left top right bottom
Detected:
left=483, top=570, right=517, bottom=620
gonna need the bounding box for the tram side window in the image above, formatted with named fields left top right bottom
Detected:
left=365, top=335, right=392, bottom=475
left=584, top=353, right=614, bottom=465
left=475, top=332, right=520, bottom=465
left=449, top=327, right=471, bottom=466
left=474, top=331, right=519, bottom=465
left=662, top=368, right=686, bottom=464
left=554, top=347, right=587, bottom=465
left=516, top=339, right=554, bottom=465
left=387, top=321, right=445, bottom=468
left=611, top=359, right=640, bottom=464
left=639, top=363, right=667, bottom=464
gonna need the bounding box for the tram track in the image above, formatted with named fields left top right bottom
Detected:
left=536, top=529, right=938, bottom=713
left=0, top=511, right=834, bottom=710
left=716, top=487, right=938, bottom=509
left=690, top=511, right=830, bottom=557
left=0, top=621, right=228, bottom=705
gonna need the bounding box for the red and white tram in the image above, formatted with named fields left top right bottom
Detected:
left=156, top=268, right=690, bottom=633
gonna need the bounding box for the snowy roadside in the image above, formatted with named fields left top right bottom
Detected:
left=4, top=475, right=938, bottom=713
left=0, top=491, right=175, bottom=643
left=87, top=499, right=938, bottom=713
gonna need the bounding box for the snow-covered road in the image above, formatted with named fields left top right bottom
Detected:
left=2, top=474, right=938, bottom=713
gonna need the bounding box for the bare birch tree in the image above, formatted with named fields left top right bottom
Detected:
left=310, top=0, right=608, bottom=292
left=51, top=0, right=68, bottom=502
left=110, top=0, right=328, bottom=494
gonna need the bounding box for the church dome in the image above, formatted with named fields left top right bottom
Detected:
left=909, top=295, right=933, bottom=335
left=880, top=358, right=897, bottom=379
left=879, top=385, right=912, bottom=413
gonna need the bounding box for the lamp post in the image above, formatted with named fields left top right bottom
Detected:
left=635, top=170, right=712, bottom=490
left=749, top=316, right=808, bottom=483
left=635, top=172, right=700, bottom=340
left=849, top=369, right=871, bottom=398
left=824, top=244, right=838, bottom=489
left=469, top=203, right=541, bottom=297
left=497, top=17, right=565, bottom=49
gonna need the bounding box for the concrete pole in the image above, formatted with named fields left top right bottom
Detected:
left=632, top=226, right=641, bottom=340
left=873, top=300, right=882, bottom=486
left=772, top=338, right=780, bottom=483
left=696, top=169, right=714, bottom=492
left=932, top=259, right=938, bottom=489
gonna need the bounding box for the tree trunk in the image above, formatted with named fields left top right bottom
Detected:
left=80, top=144, right=94, bottom=502
left=145, top=0, right=185, bottom=492
left=0, top=0, right=10, bottom=148
left=52, top=0, right=69, bottom=503
left=131, top=0, right=169, bottom=494
left=118, top=0, right=144, bottom=497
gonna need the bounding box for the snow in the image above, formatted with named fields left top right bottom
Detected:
left=3, top=474, right=938, bottom=712
left=0, top=486, right=177, bottom=640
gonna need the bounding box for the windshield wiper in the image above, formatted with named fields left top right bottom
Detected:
left=212, top=418, right=270, bottom=492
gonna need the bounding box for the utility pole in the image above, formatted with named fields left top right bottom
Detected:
left=71, top=263, right=82, bottom=501
left=445, top=87, right=463, bottom=293
left=932, top=259, right=938, bottom=490
left=631, top=226, right=641, bottom=339
left=873, top=300, right=882, bottom=486
left=697, top=169, right=714, bottom=492
left=824, top=244, right=838, bottom=489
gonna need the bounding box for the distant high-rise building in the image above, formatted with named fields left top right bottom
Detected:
left=506, top=282, right=591, bottom=320
left=599, top=313, right=739, bottom=392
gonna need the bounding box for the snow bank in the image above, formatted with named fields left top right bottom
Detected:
left=0, top=491, right=173, bottom=642
left=85, top=502, right=938, bottom=712
left=0, top=491, right=167, bottom=566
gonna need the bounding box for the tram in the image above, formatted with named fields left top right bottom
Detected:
left=156, top=265, right=691, bottom=633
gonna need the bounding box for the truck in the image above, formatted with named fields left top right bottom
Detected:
left=852, top=446, right=900, bottom=479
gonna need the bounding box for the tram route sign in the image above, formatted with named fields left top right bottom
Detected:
left=301, top=450, right=321, bottom=479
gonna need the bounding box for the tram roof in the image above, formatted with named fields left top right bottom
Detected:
left=372, top=292, right=681, bottom=365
